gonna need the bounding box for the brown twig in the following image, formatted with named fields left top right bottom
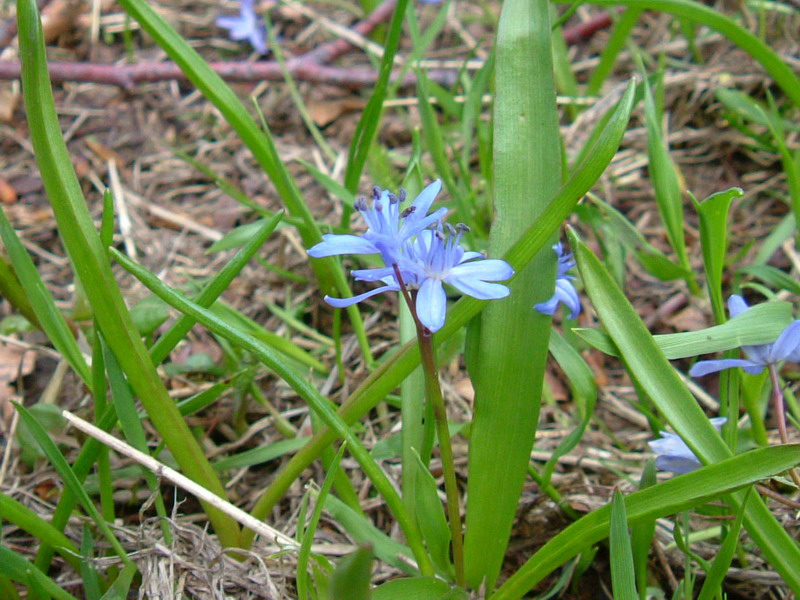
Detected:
left=0, top=59, right=460, bottom=89
left=0, top=3, right=612, bottom=90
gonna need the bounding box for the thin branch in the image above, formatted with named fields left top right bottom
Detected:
left=61, top=408, right=300, bottom=549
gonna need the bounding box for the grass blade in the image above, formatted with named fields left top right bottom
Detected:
left=609, top=489, right=638, bottom=600
left=0, top=207, right=90, bottom=386
left=493, top=445, right=800, bottom=600
left=16, top=0, right=240, bottom=546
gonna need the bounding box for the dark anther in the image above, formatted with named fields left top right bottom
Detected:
left=354, top=197, right=367, bottom=211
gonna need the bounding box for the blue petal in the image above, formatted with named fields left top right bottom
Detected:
left=416, top=278, right=447, bottom=332
left=534, top=295, right=559, bottom=315
left=554, top=280, right=581, bottom=318
left=352, top=267, right=397, bottom=282
left=654, top=455, right=702, bottom=474
left=308, top=234, right=379, bottom=258
left=689, top=358, right=763, bottom=377
left=766, top=320, right=800, bottom=363
left=449, top=259, right=514, bottom=282
left=648, top=432, right=696, bottom=460
left=324, top=284, right=399, bottom=308
left=727, top=294, right=750, bottom=318
left=447, top=277, right=510, bottom=300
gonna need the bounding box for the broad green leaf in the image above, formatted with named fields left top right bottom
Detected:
left=373, top=577, right=467, bottom=600
left=610, top=489, right=638, bottom=600
left=212, top=437, right=310, bottom=471
left=738, top=265, right=800, bottom=296
left=0, top=253, right=40, bottom=328
left=99, top=563, right=137, bottom=600
left=492, top=445, right=800, bottom=599
left=631, top=462, right=657, bottom=600
left=464, top=0, right=561, bottom=589
left=330, top=544, right=374, bottom=600
left=574, top=300, right=794, bottom=359
left=587, top=194, right=690, bottom=281
left=324, top=495, right=414, bottom=575
left=412, top=451, right=453, bottom=578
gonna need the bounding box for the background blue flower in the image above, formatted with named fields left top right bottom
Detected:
left=534, top=242, right=581, bottom=319
left=216, top=0, right=268, bottom=55
left=648, top=417, right=727, bottom=474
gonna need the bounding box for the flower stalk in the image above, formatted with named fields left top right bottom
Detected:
left=767, top=364, right=800, bottom=486
left=394, top=264, right=465, bottom=586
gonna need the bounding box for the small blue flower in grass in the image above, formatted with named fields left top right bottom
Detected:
left=308, top=180, right=447, bottom=267
left=534, top=242, right=581, bottom=319
left=216, top=0, right=268, bottom=55
left=689, top=295, right=800, bottom=377
left=308, top=182, right=513, bottom=333
left=648, top=417, right=727, bottom=474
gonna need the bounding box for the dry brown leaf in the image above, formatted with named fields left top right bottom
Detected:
left=0, top=176, right=17, bottom=205
left=308, top=97, right=366, bottom=127
left=0, top=89, right=18, bottom=124
left=0, top=344, right=36, bottom=406
left=665, top=304, right=708, bottom=332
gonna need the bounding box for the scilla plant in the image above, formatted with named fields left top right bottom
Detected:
left=4, top=0, right=800, bottom=598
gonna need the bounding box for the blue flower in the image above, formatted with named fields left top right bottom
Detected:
left=308, top=180, right=447, bottom=267
left=309, top=183, right=513, bottom=333
left=216, top=0, right=268, bottom=55
left=648, top=417, right=727, bottom=474
left=534, top=242, right=581, bottom=319
left=689, top=295, right=800, bottom=377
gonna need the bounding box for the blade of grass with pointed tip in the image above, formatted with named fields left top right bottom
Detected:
left=631, top=462, right=656, bottom=600
left=296, top=443, right=347, bottom=600
left=343, top=0, right=410, bottom=198
left=693, top=188, right=740, bottom=322
left=569, top=228, right=800, bottom=594
left=16, top=0, right=240, bottom=547
left=0, top=207, right=90, bottom=386
left=248, top=80, right=638, bottom=532
left=696, top=487, right=752, bottom=600
left=492, top=444, right=800, bottom=600
left=610, top=489, right=638, bottom=600
left=641, top=64, right=695, bottom=291
left=464, top=0, right=561, bottom=589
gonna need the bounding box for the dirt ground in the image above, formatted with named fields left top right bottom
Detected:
left=1, top=1, right=799, bottom=598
